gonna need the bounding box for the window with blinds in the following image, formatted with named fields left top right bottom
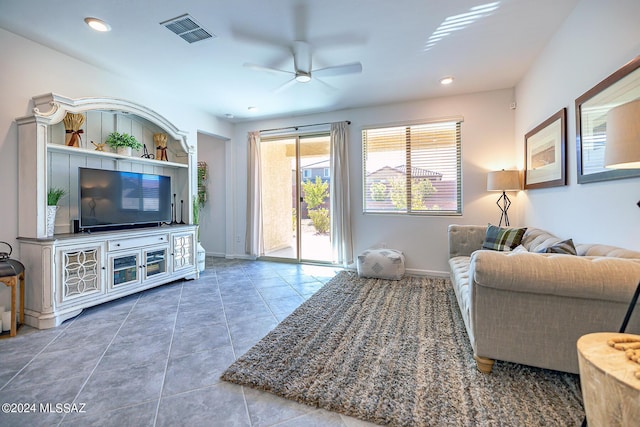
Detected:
left=362, top=120, right=462, bottom=215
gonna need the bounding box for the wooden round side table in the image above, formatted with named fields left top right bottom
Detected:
left=577, top=332, right=640, bottom=426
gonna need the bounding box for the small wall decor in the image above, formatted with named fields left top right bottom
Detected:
left=154, top=133, right=169, bottom=161
left=197, top=161, right=208, bottom=205
left=141, top=144, right=155, bottom=159
left=576, top=55, right=640, bottom=183
left=63, top=112, right=85, bottom=147
left=91, top=141, right=106, bottom=151
left=524, top=108, right=567, bottom=189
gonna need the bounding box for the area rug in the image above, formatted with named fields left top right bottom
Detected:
left=221, top=271, right=584, bottom=426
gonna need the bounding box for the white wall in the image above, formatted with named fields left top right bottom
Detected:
left=197, top=132, right=228, bottom=257
left=0, top=28, right=233, bottom=308
left=515, top=0, right=640, bottom=249
left=8, top=0, right=637, bottom=292
left=231, top=89, right=516, bottom=275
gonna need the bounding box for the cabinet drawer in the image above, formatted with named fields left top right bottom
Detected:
left=108, top=234, right=169, bottom=251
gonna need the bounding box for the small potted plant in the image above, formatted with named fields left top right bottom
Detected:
left=105, top=132, right=142, bottom=156
left=47, top=187, right=66, bottom=236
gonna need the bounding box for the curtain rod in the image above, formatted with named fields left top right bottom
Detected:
left=259, top=120, right=351, bottom=134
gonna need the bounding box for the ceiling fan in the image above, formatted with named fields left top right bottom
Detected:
left=244, top=40, right=363, bottom=92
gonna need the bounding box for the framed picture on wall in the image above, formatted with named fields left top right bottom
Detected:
left=576, top=55, right=640, bottom=183
left=524, top=108, right=567, bottom=189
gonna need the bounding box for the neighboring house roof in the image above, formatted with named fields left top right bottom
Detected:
left=367, top=165, right=443, bottom=180
left=301, top=159, right=330, bottom=169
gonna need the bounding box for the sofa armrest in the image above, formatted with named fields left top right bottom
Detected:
left=448, top=224, right=487, bottom=258
left=471, top=250, right=640, bottom=303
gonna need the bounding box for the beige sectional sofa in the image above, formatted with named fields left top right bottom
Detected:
left=448, top=224, right=640, bottom=374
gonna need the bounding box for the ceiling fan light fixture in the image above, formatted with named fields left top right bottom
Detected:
left=84, top=17, right=111, bottom=32
left=440, top=76, right=454, bottom=85
left=295, top=72, right=312, bottom=83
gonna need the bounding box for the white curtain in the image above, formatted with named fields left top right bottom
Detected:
left=245, top=131, right=263, bottom=257
left=330, top=122, right=353, bottom=266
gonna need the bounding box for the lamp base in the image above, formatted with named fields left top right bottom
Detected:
left=495, top=191, right=511, bottom=227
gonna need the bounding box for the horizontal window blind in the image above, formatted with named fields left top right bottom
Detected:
left=362, top=120, right=462, bottom=214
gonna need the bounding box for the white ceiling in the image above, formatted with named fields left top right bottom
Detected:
left=0, top=0, right=579, bottom=122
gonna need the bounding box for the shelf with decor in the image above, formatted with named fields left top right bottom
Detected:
left=47, top=144, right=188, bottom=169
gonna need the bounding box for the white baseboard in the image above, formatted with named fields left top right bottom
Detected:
left=204, top=254, right=450, bottom=278
left=405, top=268, right=449, bottom=278
left=205, top=251, right=225, bottom=258
left=345, top=266, right=448, bottom=278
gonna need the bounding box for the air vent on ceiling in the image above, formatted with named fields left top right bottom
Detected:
left=160, top=14, right=215, bottom=44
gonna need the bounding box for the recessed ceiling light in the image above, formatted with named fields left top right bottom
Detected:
left=248, top=106, right=258, bottom=112
left=84, top=17, right=111, bottom=32
left=440, top=76, right=454, bottom=85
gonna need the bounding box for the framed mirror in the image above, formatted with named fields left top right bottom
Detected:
left=576, top=55, right=640, bottom=183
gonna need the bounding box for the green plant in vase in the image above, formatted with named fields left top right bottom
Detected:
left=47, top=187, right=66, bottom=206
left=46, top=187, right=66, bottom=236
left=105, top=132, right=142, bottom=155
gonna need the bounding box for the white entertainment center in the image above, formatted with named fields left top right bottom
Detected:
left=16, top=94, right=198, bottom=329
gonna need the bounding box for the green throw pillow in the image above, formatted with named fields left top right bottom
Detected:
left=482, top=224, right=527, bottom=251
left=543, top=238, right=577, bottom=255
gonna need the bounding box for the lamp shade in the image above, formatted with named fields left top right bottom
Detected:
left=487, top=169, right=521, bottom=191
left=604, top=99, right=640, bottom=169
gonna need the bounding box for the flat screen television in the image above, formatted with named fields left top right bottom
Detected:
left=78, top=167, right=172, bottom=231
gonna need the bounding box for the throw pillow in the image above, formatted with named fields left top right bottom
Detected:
left=542, top=238, right=577, bottom=255
left=482, top=224, right=527, bottom=251
left=511, top=244, right=528, bottom=253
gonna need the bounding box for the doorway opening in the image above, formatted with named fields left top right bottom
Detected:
left=260, top=133, right=332, bottom=263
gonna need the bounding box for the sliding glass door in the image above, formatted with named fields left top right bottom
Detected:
left=260, top=134, right=332, bottom=263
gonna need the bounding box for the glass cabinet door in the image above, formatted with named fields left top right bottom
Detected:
left=144, top=247, right=168, bottom=279
left=111, top=253, right=140, bottom=287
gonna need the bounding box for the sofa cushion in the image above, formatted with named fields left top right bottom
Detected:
left=541, top=238, right=577, bottom=255
left=481, top=224, right=527, bottom=251
left=448, top=256, right=475, bottom=348
left=470, top=250, right=640, bottom=302
left=511, top=245, right=528, bottom=253
left=577, top=244, right=640, bottom=259
left=521, top=228, right=563, bottom=252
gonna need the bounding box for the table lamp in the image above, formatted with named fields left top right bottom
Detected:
left=605, top=98, right=640, bottom=333
left=487, top=169, right=521, bottom=227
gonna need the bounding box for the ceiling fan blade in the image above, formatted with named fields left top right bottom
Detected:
left=231, top=28, right=290, bottom=51
left=311, top=34, right=368, bottom=50
left=292, top=41, right=312, bottom=73
left=313, top=62, right=363, bottom=78
left=314, top=77, right=337, bottom=92
left=293, top=3, right=308, bottom=41
left=274, top=78, right=298, bottom=93
left=243, top=63, right=294, bottom=76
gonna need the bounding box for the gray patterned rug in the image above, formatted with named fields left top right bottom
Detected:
left=221, top=271, right=584, bottom=426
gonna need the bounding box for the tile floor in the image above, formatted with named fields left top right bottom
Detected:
left=0, top=258, right=378, bottom=427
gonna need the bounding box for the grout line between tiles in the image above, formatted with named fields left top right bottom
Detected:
left=152, top=281, right=184, bottom=427
left=0, top=325, right=69, bottom=393
left=216, top=267, right=255, bottom=426
left=57, top=292, right=144, bottom=426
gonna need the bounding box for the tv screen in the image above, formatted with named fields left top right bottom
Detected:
left=79, top=167, right=172, bottom=230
